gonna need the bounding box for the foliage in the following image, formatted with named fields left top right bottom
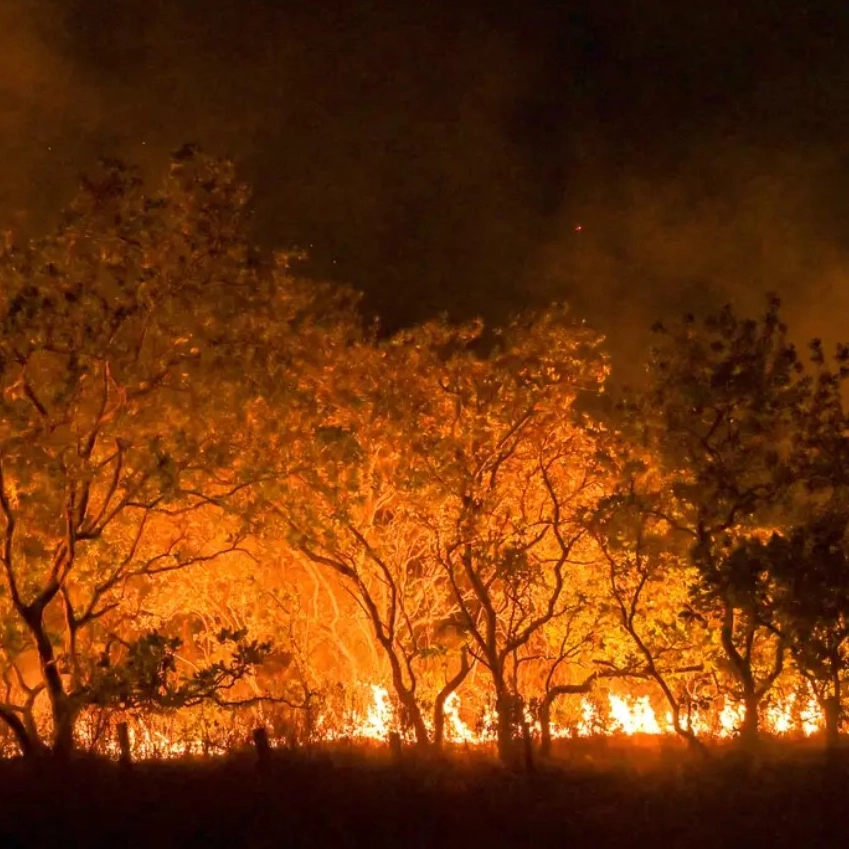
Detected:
left=383, top=310, right=609, bottom=761
left=3, top=142, right=849, bottom=761
left=88, top=628, right=271, bottom=711
left=617, top=297, right=816, bottom=743
left=275, top=324, right=464, bottom=747
left=0, top=147, right=344, bottom=756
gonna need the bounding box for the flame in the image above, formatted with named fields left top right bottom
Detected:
left=361, top=684, right=394, bottom=739
left=800, top=696, right=823, bottom=737
left=442, top=691, right=476, bottom=743
left=2, top=681, right=829, bottom=761
left=577, top=698, right=603, bottom=737
left=608, top=694, right=664, bottom=735
left=333, top=687, right=827, bottom=745
left=718, top=699, right=746, bottom=736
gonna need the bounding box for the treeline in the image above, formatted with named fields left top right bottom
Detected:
left=0, top=148, right=847, bottom=763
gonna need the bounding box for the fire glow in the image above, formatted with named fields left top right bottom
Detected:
left=325, top=687, right=825, bottom=745
left=126, top=687, right=827, bottom=760
left=6, top=682, right=826, bottom=762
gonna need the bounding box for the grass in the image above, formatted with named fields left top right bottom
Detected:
left=0, top=739, right=845, bottom=848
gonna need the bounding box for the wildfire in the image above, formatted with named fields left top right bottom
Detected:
left=362, top=684, right=395, bottom=739
left=442, top=691, right=476, bottom=743
left=335, top=685, right=825, bottom=746
left=608, top=694, right=664, bottom=735
left=1, top=683, right=828, bottom=762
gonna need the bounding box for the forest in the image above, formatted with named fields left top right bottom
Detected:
left=1, top=147, right=848, bottom=766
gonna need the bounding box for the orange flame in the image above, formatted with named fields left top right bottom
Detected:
left=1, top=681, right=825, bottom=762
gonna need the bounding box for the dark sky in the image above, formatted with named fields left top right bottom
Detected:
left=3, top=0, right=849, bottom=360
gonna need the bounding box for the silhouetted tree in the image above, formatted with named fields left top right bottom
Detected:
left=760, top=519, right=849, bottom=747
left=631, top=297, right=811, bottom=747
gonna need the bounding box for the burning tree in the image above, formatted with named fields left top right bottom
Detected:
left=528, top=594, right=604, bottom=758
left=631, top=298, right=816, bottom=747
left=588, top=477, right=713, bottom=751
left=393, top=310, right=608, bottom=764
left=274, top=331, right=466, bottom=749
left=0, top=148, right=315, bottom=757
left=4, top=139, right=849, bottom=761
left=767, top=338, right=849, bottom=747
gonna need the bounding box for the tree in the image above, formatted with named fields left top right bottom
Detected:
left=633, top=297, right=810, bottom=747
left=394, top=309, right=608, bottom=764
left=273, top=333, right=461, bottom=749
left=530, top=599, right=601, bottom=759
left=768, top=335, right=849, bottom=747
left=589, top=481, right=712, bottom=752
left=759, top=519, right=849, bottom=747
left=134, top=542, right=334, bottom=747
left=0, top=148, right=297, bottom=757
left=88, top=627, right=271, bottom=713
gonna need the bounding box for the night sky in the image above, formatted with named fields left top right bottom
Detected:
left=3, top=0, right=849, bottom=361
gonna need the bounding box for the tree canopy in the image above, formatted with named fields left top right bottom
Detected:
left=2, top=149, right=849, bottom=762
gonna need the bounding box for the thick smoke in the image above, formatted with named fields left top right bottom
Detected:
left=526, top=143, right=849, bottom=374
left=2, top=1, right=539, bottom=326
left=2, top=0, right=848, bottom=370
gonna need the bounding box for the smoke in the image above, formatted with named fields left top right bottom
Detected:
left=1, top=0, right=847, bottom=372
left=525, top=142, right=849, bottom=375
left=513, top=0, right=849, bottom=371
left=1, top=1, right=538, bottom=328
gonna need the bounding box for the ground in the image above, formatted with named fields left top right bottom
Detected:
left=0, top=741, right=844, bottom=848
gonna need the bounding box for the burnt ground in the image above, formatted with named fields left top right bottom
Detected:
left=0, top=741, right=844, bottom=848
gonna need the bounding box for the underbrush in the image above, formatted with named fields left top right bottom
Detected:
left=0, top=740, right=846, bottom=848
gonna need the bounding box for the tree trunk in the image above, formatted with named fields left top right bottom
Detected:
left=539, top=696, right=553, bottom=760
left=520, top=712, right=534, bottom=773
left=387, top=658, right=429, bottom=749
left=433, top=703, right=445, bottom=751
left=396, top=686, right=429, bottom=749
left=669, top=702, right=709, bottom=758
left=823, top=669, right=842, bottom=752
left=539, top=676, right=598, bottom=759
left=494, top=688, right=518, bottom=766
left=433, top=650, right=470, bottom=750
left=0, top=707, right=38, bottom=758
left=823, top=696, right=840, bottom=751
left=24, top=606, right=76, bottom=759
left=51, top=703, right=76, bottom=760
left=719, top=609, right=762, bottom=751
left=739, top=685, right=760, bottom=751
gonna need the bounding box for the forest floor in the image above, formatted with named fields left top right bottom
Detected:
left=0, top=738, right=845, bottom=848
